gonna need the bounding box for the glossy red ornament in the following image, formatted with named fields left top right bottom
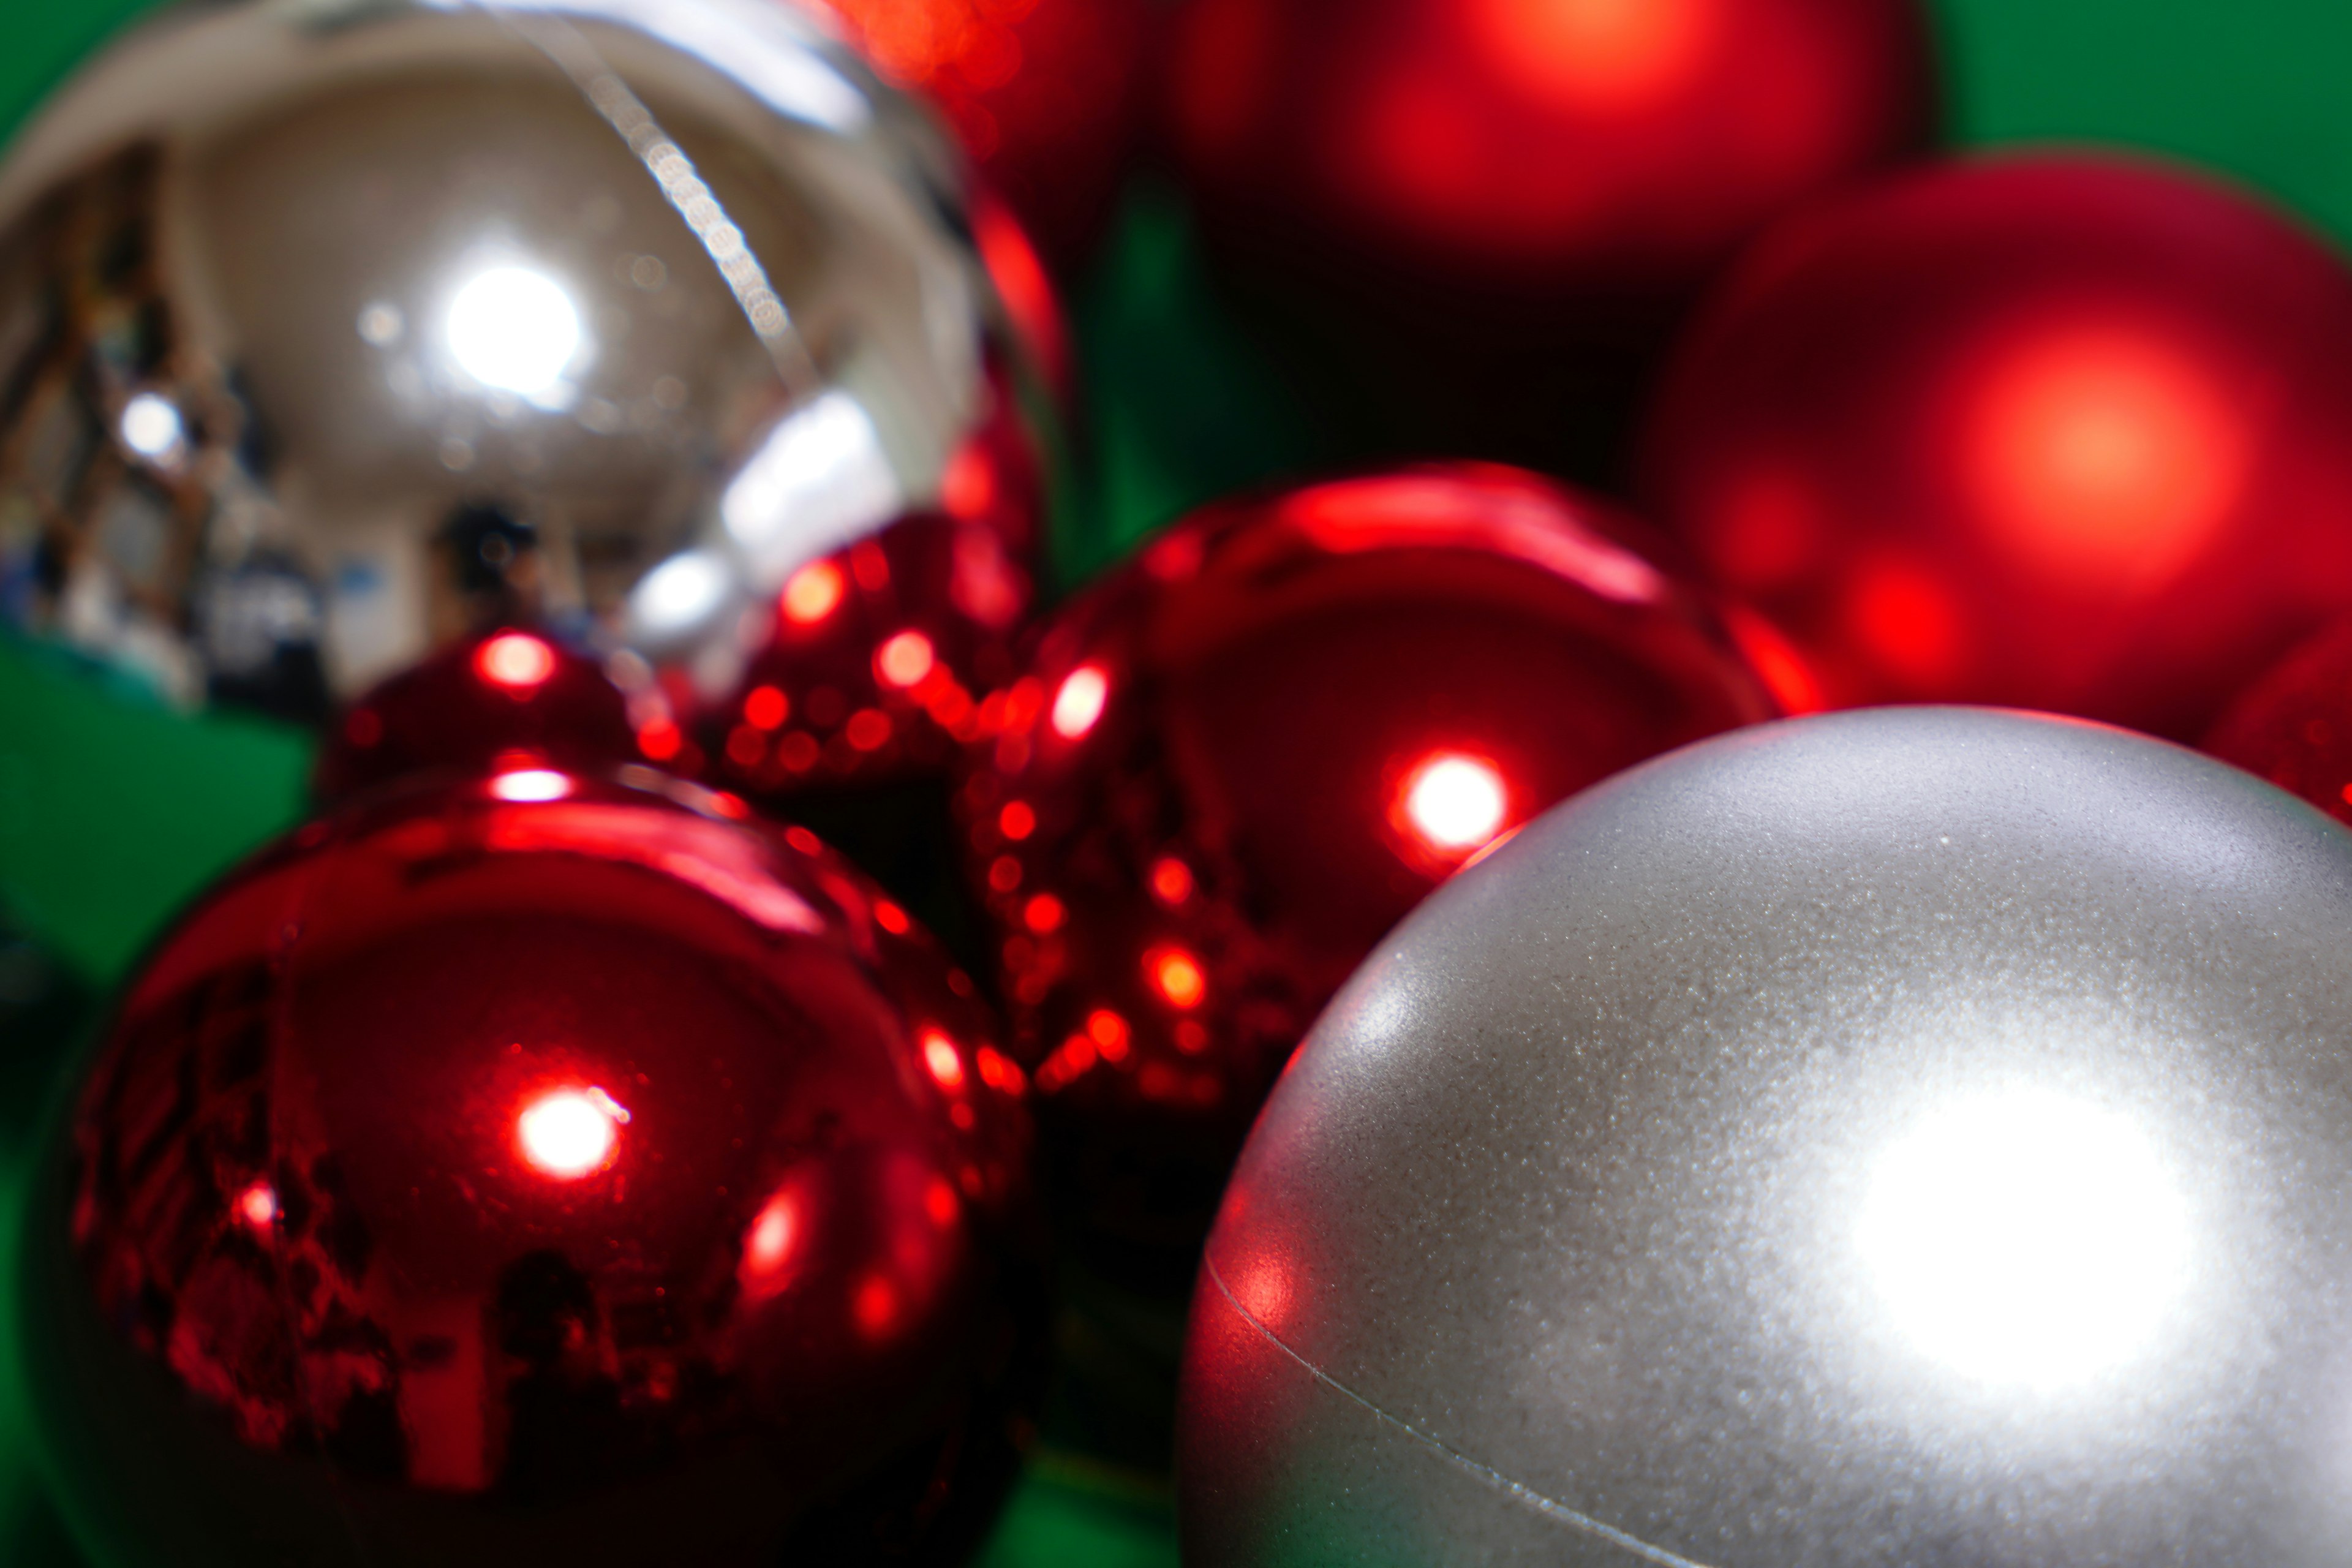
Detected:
left=18, top=767, right=1046, bottom=1566
left=2204, top=615, right=2352, bottom=827
left=313, top=630, right=650, bottom=804
left=701, top=358, right=1049, bottom=801
left=1161, top=0, right=1936, bottom=342
left=957, top=464, right=1792, bottom=1283
left=795, top=0, right=1153, bottom=270
left=1642, top=153, right=2352, bottom=739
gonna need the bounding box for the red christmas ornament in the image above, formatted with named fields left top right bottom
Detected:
left=1162, top=0, right=1936, bottom=341
left=1641, top=153, right=2352, bottom=740
left=957, top=464, right=1793, bottom=1281
left=20, top=767, right=1046, bottom=1565
left=314, top=630, right=651, bottom=804
left=701, top=356, right=1048, bottom=801
left=796, top=0, right=1153, bottom=270
left=2204, top=615, right=2352, bottom=826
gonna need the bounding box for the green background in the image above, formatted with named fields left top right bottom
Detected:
left=5, top=0, right=2351, bottom=1559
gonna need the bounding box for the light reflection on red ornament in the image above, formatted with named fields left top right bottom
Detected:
left=473, top=631, right=559, bottom=692
left=1394, top=750, right=1510, bottom=860
left=922, top=1029, right=968, bottom=1091
left=783, top=560, right=847, bottom=625
left=235, top=1182, right=277, bottom=1233
left=489, top=767, right=572, bottom=804
left=1642, top=153, right=2352, bottom=738
left=960, top=462, right=1782, bottom=1280
left=516, top=1085, right=628, bottom=1179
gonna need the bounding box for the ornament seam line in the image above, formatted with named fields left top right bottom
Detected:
left=1201, top=1254, right=1717, bottom=1568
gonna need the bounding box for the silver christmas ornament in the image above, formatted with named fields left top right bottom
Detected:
left=1180, top=707, right=2352, bottom=1566
left=0, top=0, right=1047, bottom=726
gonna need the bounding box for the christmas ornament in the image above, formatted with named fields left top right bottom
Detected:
left=794, top=0, right=1153, bottom=272
left=0, top=0, right=1054, bottom=751
left=2204, top=614, right=2352, bottom=827
left=1641, top=153, right=2352, bottom=739
left=961, top=464, right=1790, bottom=1282
left=702, top=356, right=1048, bottom=797
left=1181, top=707, right=2352, bottom=1564
left=1161, top=0, right=1936, bottom=344
left=18, top=766, right=1046, bottom=1566
left=312, top=630, right=646, bottom=804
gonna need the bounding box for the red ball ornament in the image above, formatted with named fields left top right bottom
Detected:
left=2204, top=614, right=2352, bottom=826
left=958, top=464, right=1792, bottom=1280
left=796, top=0, right=1153, bottom=270
left=1642, top=153, right=2352, bottom=739
left=1162, top=0, right=1936, bottom=341
left=701, top=357, right=1049, bottom=801
left=19, top=767, right=1045, bottom=1566
left=314, top=631, right=650, bottom=804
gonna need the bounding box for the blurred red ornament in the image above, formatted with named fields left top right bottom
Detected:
left=703, top=358, right=1047, bottom=801
left=314, top=630, right=652, bottom=804
left=21, top=767, right=1045, bottom=1565
left=1642, top=153, right=2352, bottom=739
left=2205, top=615, right=2352, bottom=826
left=1161, top=0, right=1935, bottom=342
left=797, top=0, right=1152, bottom=270
left=958, top=464, right=1790, bottom=1281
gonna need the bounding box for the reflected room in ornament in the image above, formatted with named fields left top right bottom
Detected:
left=17, top=766, right=1047, bottom=1566
left=0, top=0, right=1055, bottom=782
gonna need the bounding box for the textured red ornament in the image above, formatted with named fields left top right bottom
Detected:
left=1161, top=0, right=1935, bottom=341
left=313, top=630, right=650, bottom=804
left=796, top=0, right=1152, bottom=270
left=702, top=357, right=1047, bottom=800
left=1641, top=153, right=2352, bottom=740
left=21, top=768, right=1045, bottom=1565
left=957, top=464, right=1790, bottom=1281
left=2204, top=615, right=2352, bottom=827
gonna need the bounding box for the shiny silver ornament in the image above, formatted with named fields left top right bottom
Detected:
left=0, top=0, right=1047, bottom=725
left=1180, top=707, right=2352, bottom=1566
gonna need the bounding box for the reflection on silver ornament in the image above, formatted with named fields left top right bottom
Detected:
left=0, top=0, right=1052, bottom=772
left=1182, top=707, right=2352, bottom=1565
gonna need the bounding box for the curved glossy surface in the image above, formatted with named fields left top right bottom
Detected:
left=313, top=628, right=643, bottom=803
left=794, top=0, right=1152, bottom=270
left=20, top=768, right=1045, bottom=1566
left=1642, top=153, right=2352, bottom=739
left=1163, top=0, right=1934, bottom=339
left=960, top=464, right=1785, bottom=1281
left=0, top=0, right=1052, bottom=777
left=1182, top=708, right=2352, bottom=1565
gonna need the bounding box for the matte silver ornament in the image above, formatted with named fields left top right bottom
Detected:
left=1180, top=707, right=2352, bottom=1566
left=0, top=0, right=1043, bottom=723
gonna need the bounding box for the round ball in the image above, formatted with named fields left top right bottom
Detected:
left=18, top=767, right=1045, bottom=1565
left=1180, top=707, right=2352, bottom=1564
left=1641, top=153, right=2352, bottom=739
left=1162, top=0, right=1935, bottom=340
left=312, top=629, right=642, bottom=804
left=0, top=0, right=1052, bottom=767
left=961, top=463, right=1788, bottom=1279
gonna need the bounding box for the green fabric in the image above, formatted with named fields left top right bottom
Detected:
left=5, top=0, right=2352, bottom=1561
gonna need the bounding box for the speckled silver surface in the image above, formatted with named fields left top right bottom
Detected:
left=1179, top=707, right=2352, bottom=1566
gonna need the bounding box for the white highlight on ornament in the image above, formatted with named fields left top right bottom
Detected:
left=491, top=769, right=571, bottom=803
left=1401, top=752, right=1509, bottom=853
left=722, top=390, right=902, bottom=585
left=445, top=265, right=584, bottom=396
left=1858, top=1087, right=2191, bottom=1390
left=518, top=1085, right=630, bottom=1178
left=1052, top=665, right=1110, bottom=739
left=628, top=549, right=733, bottom=641
left=119, top=393, right=185, bottom=461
